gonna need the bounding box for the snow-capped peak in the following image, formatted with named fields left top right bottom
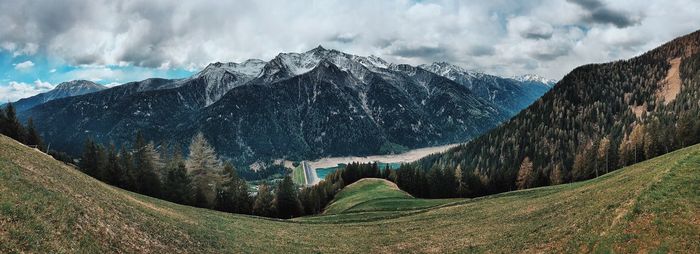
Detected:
left=419, top=62, right=468, bottom=76
left=192, top=60, right=268, bottom=106
left=418, top=62, right=486, bottom=82
left=54, top=80, right=105, bottom=91
left=511, top=74, right=557, bottom=86
left=197, top=59, right=267, bottom=78
left=258, top=46, right=391, bottom=83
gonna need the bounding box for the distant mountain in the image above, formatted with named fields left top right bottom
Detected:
left=8, top=80, right=106, bottom=112
left=510, top=74, right=557, bottom=86
left=21, top=46, right=551, bottom=167
left=416, top=29, right=700, bottom=196
left=419, top=62, right=554, bottom=114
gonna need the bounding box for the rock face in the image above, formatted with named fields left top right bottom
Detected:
left=20, top=47, right=552, bottom=166
left=8, top=80, right=106, bottom=112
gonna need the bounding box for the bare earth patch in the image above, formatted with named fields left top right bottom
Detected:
left=657, top=57, right=682, bottom=104
left=631, top=105, right=646, bottom=119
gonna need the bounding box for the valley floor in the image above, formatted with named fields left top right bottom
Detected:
left=1, top=135, right=698, bottom=253
left=284, top=143, right=460, bottom=170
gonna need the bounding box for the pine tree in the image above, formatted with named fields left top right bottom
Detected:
left=253, top=184, right=276, bottom=217
left=80, top=137, right=101, bottom=178
left=215, top=162, right=251, bottom=214
left=134, top=132, right=162, bottom=197
left=24, top=117, right=43, bottom=150
left=118, top=145, right=137, bottom=191
left=299, top=187, right=321, bottom=215
left=105, top=143, right=124, bottom=186
left=275, top=175, right=303, bottom=219
left=163, top=162, right=193, bottom=205
left=186, top=132, right=222, bottom=208
left=1, top=103, right=23, bottom=142
left=677, top=113, right=695, bottom=147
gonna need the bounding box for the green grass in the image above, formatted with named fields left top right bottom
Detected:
left=1, top=135, right=698, bottom=253
left=291, top=164, right=306, bottom=185
left=321, top=178, right=456, bottom=215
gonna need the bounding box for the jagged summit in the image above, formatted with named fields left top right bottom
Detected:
left=511, top=74, right=557, bottom=86
left=419, top=62, right=472, bottom=79
left=198, top=59, right=267, bottom=78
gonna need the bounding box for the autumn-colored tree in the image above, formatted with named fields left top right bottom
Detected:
left=597, top=136, right=611, bottom=176
left=549, top=162, right=563, bottom=185
left=515, top=157, right=533, bottom=190
left=454, top=164, right=468, bottom=197
left=629, top=124, right=646, bottom=164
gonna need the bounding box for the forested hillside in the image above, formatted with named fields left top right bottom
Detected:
left=413, top=29, right=700, bottom=197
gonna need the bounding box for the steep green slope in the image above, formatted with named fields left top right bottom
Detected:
left=291, top=164, right=305, bottom=185
left=416, top=29, right=700, bottom=196
left=322, top=178, right=455, bottom=215
left=1, top=135, right=698, bottom=253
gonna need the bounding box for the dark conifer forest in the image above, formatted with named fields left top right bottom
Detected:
left=413, top=30, right=700, bottom=197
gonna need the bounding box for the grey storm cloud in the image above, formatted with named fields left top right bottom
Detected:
left=0, top=0, right=698, bottom=80
left=329, top=33, right=358, bottom=44
left=468, top=45, right=495, bottom=57
left=567, top=0, right=639, bottom=28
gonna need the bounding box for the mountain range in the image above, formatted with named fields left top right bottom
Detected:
left=5, top=80, right=106, bottom=112
left=18, top=46, right=553, bottom=167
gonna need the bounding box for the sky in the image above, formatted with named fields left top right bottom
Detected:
left=1, top=0, right=699, bottom=102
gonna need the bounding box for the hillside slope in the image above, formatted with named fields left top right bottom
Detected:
left=1, top=135, right=698, bottom=253
left=417, top=29, right=700, bottom=195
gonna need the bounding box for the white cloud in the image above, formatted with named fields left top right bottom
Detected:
left=49, top=68, right=57, bottom=73
left=13, top=60, right=35, bottom=70
left=0, top=80, right=54, bottom=102
left=0, top=0, right=699, bottom=79
left=52, top=65, right=176, bottom=85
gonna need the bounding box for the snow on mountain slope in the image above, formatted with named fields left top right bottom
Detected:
left=257, top=46, right=390, bottom=84
left=419, top=62, right=553, bottom=114
left=190, top=59, right=268, bottom=106
left=511, top=74, right=557, bottom=87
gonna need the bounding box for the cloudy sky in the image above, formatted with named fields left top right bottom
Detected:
left=1, top=0, right=699, bottom=102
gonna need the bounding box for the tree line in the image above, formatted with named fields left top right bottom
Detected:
left=0, top=103, right=46, bottom=153
left=0, top=104, right=400, bottom=219
left=77, top=130, right=406, bottom=218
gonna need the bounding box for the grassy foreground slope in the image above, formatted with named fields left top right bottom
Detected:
left=1, top=135, right=698, bottom=253
left=322, top=178, right=455, bottom=215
